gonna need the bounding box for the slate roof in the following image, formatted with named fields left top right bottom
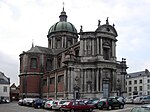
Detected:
left=26, top=46, right=64, bottom=55
left=0, top=72, right=10, bottom=84
left=127, top=69, right=150, bottom=78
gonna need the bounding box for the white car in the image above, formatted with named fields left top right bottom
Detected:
left=125, top=95, right=139, bottom=104
left=44, top=100, right=55, bottom=109
left=23, top=98, right=35, bottom=106
left=52, top=100, right=67, bottom=110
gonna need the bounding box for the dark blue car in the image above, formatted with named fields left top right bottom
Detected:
left=33, top=99, right=43, bottom=108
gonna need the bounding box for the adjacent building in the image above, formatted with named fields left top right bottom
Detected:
left=126, top=69, right=150, bottom=96
left=10, top=83, right=19, bottom=101
left=0, top=71, right=10, bottom=102
left=19, top=7, right=128, bottom=99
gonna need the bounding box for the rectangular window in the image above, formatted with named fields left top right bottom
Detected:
left=147, top=91, right=150, bottom=95
left=134, top=80, right=137, bottom=84
left=50, top=77, right=55, bottom=84
left=103, top=47, right=110, bottom=60
left=58, top=75, right=64, bottom=83
left=139, top=79, right=142, bottom=84
left=139, top=86, right=143, bottom=91
left=31, top=58, right=37, bottom=68
left=129, top=81, right=132, bottom=85
left=147, top=85, right=150, bottom=90
left=46, top=59, right=52, bottom=71
left=3, top=86, right=7, bottom=92
left=134, top=86, right=137, bottom=91
left=129, top=87, right=132, bottom=92
left=148, top=79, right=150, bottom=83
left=43, top=79, right=47, bottom=86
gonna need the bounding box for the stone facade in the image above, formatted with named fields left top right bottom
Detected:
left=19, top=8, right=127, bottom=99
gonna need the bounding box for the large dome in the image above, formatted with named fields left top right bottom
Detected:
left=48, top=7, right=77, bottom=35
left=48, top=21, right=77, bottom=34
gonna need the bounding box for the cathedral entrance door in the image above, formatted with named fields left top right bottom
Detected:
left=103, top=79, right=109, bottom=98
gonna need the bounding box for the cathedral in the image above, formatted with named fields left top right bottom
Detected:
left=19, top=7, right=128, bottom=99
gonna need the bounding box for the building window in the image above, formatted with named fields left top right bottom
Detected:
left=43, top=79, right=47, bottom=86
left=46, top=59, right=52, bottom=71
left=56, top=40, right=61, bottom=48
left=103, top=47, right=110, bottom=60
left=134, top=80, right=137, bottom=84
left=57, top=57, right=61, bottom=68
left=75, top=49, right=79, bottom=57
left=147, top=85, right=150, bottom=90
left=148, top=79, right=150, bottom=83
left=134, top=86, right=137, bottom=91
left=31, top=58, right=37, bottom=68
left=58, top=75, right=64, bottom=83
left=139, top=79, right=142, bottom=84
left=139, top=86, right=143, bottom=91
left=3, top=86, right=7, bottom=92
left=129, top=81, right=132, bottom=85
left=129, top=93, right=131, bottom=95
left=147, top=91, right=150, bottom=95
left=139, top=92, right=142, bottom=95
left=50, top=77, right=55, bottom=84
left=129, top=87, right=132, bottom=92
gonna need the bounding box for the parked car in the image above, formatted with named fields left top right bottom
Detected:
left=125, top=95, right=139, bottom=104
left=133, top=96, right=146, bottom=104
left=60, top=101, right=94, bottom=112
left=130, top=104, right=150, bottom=112
left=33, top=98, right=43, bottom=108
left=52, top=100, right=67, bottom=110
left=86, top=99, right=100, bottom=108
left=140, top=95, right=150, bottom=104
left=44, top=100, right=55, bottom=109
left=18, top=99, right=24, bottom=106
left=23, top=98, right=35, bottom=106
left=97, top=97, right=124, bottom=110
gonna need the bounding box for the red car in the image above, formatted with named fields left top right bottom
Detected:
left=60, top=100, right=94, bottom=112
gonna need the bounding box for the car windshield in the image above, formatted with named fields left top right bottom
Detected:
left=131, top=107, right=150, bottom=112
left=59, top=101, right=66, bottom=104
left=62, top=102, right=70, bottom=106
left=92, top=100, right=99, bottom=104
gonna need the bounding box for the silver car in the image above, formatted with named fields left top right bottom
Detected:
left=141, top=95, right=150, bottom=104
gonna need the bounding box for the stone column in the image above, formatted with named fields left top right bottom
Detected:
left=54, top=72, right=57, bottom=99
left=100, top=38, right=103, bottom=55
left=100, top=68, right=103, bottom=91
left=97, top=38, right=99, bottom=55
left=80, top=69, right=83, bottom=92
left=96, top=68, right=99, bottom=91
left=70, top=68, right=74, bottom=92
left=92, top=39, right=95, bottom=55
left=84, top=40, right=86, bottom=55
left=84, top=70, right=87, bottom=92
left=112, top=70, right=116, bottom=92
left=92, top=69, right=95, bottom=92
left=112, top=41, right=115, bottom=57
left=62, top=36, right=64, bottom=48
left=53, top=37, right=55, bottom=49
left=51, top=38, right=53, bottom=48
left=67, top=68, right=70, bottom=92
left=79, top=39, right=84, bottom=56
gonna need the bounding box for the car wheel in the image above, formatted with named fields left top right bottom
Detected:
left=107, top=106, right=112, bottom=110
left=88, top=108, right=93, bottom=112
left=70, top=109, right=75, bottom=112
left=119, top=105, right=124, bottom=109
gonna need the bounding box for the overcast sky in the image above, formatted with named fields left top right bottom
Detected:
left=0, top=0, right=150, bottom=85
